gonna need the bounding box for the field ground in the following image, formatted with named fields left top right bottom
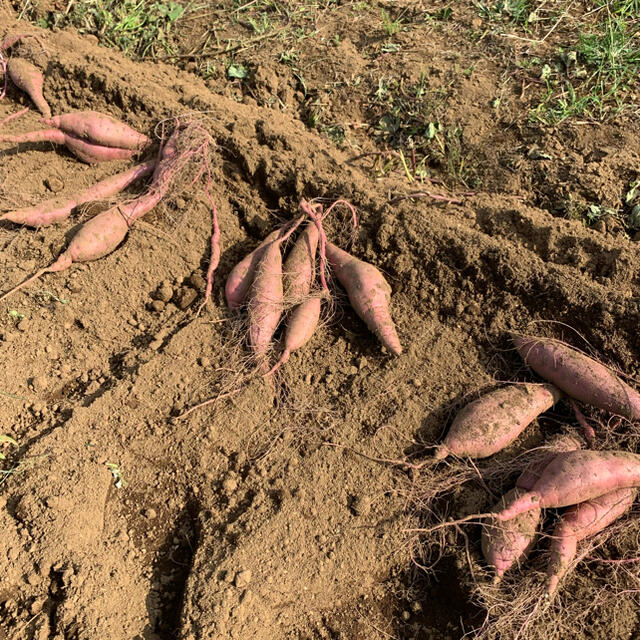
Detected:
left=1, top=1, right=640, bottom=639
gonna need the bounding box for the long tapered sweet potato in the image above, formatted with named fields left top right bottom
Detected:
left=547, top=487, right=636, bottom=597
left=325, top=241, right=401, bottom=356
left=0, top=129, right=182, bottom=301
left=225, top=230, right=282, bottom=309
left=247, top=240, right=284, bottom=363
left=0, top=129, right=136, bottom=163
left=268, top=296, right=322, bottom=375
left=482, top=488, right=541, bottom=581
left=0, top=161, right=155, bottom=227
left=6, top=57, right=50, bottom=117
left=43, top=111, right=150, bottom=151
left=495, top=450, right=640, bottom=521
left=283, top=222, right=318, bottom=303
left=434, top=384, right=562, bottom=461
left=512, top=333, right=640, bottom=420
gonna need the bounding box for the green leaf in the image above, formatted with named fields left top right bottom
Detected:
left=227, top=63, right=248, bottom=80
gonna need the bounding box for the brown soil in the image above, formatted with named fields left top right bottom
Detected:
left=1, top=2, right=640, bottom=639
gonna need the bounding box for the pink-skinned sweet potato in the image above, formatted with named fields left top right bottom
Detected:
left=512, top=333, right=640, bottom=420
left=547, top=487, right=636, bottom=597
left=482, top=488, right=541, bottom=581
left=43, top=111, right=150, bottom=151
left=325, top=241, right=401, bottom=356
left=267, top=296, right=322, bottom=375
left=6, top=57, right=50, bottom=117
left=516, top=433, right=583, bottom=491
left=495, top=450, right=640, bottom=521
left=283, top=221, right=318, bottom=303
left=0, top=160, right=155, bottom=227
left=0, top=128, right=136, bottom=163
left=434, top=384, right=562, bottom=461
left=247, top=240, right=284, bottom=364
left=225, top=229, right=282, bottom=309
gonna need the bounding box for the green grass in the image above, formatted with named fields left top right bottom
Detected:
left=475, top=0, right=534, bottom=25
left=16, top=0, right=190, bottom=57
left=367, top=73, right=477, bottom=186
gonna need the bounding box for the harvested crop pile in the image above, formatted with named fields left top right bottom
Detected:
left=2, top=7, right=640, bottom=640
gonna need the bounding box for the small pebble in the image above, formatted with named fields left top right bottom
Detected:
left=234, top=569, right=252, bottom=588
left=198, top=357, right=211, bottom=367
left=177, top=288, right=197, bottom=310
left=44, top=176, right=64, bottom=193
left=17, top=318, right=28, bottom=332
left=143, top=508, right=157, bottom=519
left=593, top=219, right=606, bottom=234
left=67, top=281, right=82, bottom=294
left=156, top=285, right=173, bottom=303
left=149, top=339, right=162, bottom=351
left=188, top=273, right=206, bottom=290
left=150, top=300, right=165, bottom=313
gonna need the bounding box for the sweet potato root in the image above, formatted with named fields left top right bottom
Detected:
left=0, top=161, right=155, bottom=227
left=516, top=433, right=583, bottom=491
left=495, top=450, right=640, bottom=521
left=325, top=241, right=401, bottom=356
left=482, top=488, right=541, bottom=581
left=43, top=111, right=150, bottom=151
left=434, top=384, right=562, bottom=461
left=6, top=57, right=50, bottom=117
left=0, top=128, right=136, bottom=163
left=225, top=229, right=283, bottom=310
left=283, top=221, right=318, bottom=303
left=547, top=487, right=636, bottom=597
left=247, top=240, right=284, bottom=364
left=512, top=333, right=640, bottom=420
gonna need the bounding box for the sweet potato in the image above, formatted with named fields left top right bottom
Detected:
left=547, top=487, right=636, bottom=596
left=43, top=111, right=150, bottom=151
left=225, top=230, right=282, bottom=309
left=6, top=57, right=50, bottom=117
left=247, top=240, right=284, bottom=364
left=0, top=161, right=155, bottom=227
left=0, top=129, right=136, bottom=163
left=268, top=296, right=322, bottom=375
left=434, top=384, right=562, bottom=461
left=516, top=433, right=583, bottom=491
left=512, top=333, right=640, bottom=420
left=325, top=241, right=401, bottom=356
left=482, top=488, right=541, bottom=581
left=283, top=222, right=318, bottom=303
left=0, top=127, right=182, bottom=301
left=495, top=450, right=640, bottom=521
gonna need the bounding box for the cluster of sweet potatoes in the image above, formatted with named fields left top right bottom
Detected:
left=434, top=333, right=640, bottom=597
left=224, top=199, right=402, bottom=374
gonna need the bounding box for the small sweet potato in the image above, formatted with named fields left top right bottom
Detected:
left=434, top=384, right=562, bottom=460
left=6, top=57, right=50, bottom=117
left=482, top=488, right=541, bottom=580
left=547, top=487, right=636, bottom=597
